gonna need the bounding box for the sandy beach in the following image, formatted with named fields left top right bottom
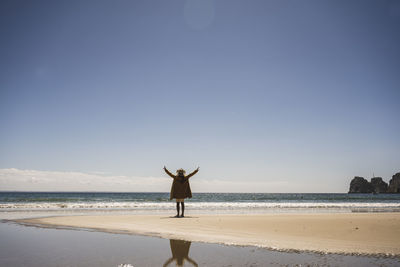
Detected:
left=18, top=212, right=400, bottom=256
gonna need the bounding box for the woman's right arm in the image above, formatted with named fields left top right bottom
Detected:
left=163, top=166, right=176, bottom=179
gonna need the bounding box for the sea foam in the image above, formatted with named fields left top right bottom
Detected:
left=1, top=201, right=400, bottom=212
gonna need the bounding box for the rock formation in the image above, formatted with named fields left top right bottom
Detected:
left=370, top=177, right=388, bottom=193
left=348, top=176, right=373, bottom=193
left=349, top=172, right=400, bottom=193
left=388, top=172, right=400, bottom=193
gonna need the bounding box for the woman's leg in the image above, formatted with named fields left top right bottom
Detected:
left=176, top=202, right=180, bottom=217
left=180, top=202, right=185, bottom=217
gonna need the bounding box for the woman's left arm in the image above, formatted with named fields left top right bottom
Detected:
left=186, top=167, right=199, bottom=179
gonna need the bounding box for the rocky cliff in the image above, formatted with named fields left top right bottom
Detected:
left=349, top=172, right=399, bottom=193
left=388, top=172, right=400, bottom=193
left=349, top=176, right=373, bottom=193
left=370, top=177, right=388, bottom=193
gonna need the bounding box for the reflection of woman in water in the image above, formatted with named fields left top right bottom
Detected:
left=163, top=166, right=199, bottom=217
left=163, top=239, right=198, bottom=267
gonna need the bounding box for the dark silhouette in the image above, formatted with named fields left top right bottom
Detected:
left=163, top=239, right=198, bottom=267
left=388, top=173, right=400, bottom=193
left=349, top=176, right=374, bottom=193
left=164, top=166, right=199, bottom=217
left=371, top=177, right=389, bottom=193
left=348, top=172, right=400, bottom=194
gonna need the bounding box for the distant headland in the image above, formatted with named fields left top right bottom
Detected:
left=349, top=172, right=400, bottom=194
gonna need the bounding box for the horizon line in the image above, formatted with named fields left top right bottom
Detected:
left=0, top=190, right=348, bottom=194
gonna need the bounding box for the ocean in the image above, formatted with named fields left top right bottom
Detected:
left=1, top=192, right=400, bottom=213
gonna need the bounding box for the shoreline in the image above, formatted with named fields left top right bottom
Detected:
left=15, top=212, right=400, bottom=257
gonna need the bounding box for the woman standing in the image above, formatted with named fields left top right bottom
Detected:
left=163, top=166, right=199, bottom=217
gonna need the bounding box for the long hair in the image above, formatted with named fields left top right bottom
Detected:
left=176, top=169, right=186, bottom=183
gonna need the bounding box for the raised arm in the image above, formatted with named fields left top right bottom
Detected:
left=163, top=166, right=176, bottom=179
left=185, top=167, right=199, bottom=179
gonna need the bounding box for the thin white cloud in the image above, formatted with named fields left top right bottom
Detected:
left=0, top=168, right=170, bottom=192
left=0, top=168, right=293, bottom=192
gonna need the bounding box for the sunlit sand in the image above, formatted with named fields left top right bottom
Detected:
left=19, top=212, right=400, bottom=256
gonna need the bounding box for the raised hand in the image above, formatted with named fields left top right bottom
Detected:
left=186, top=167, right=199, bottom=179
left=164, top=166, right=175, bottom=178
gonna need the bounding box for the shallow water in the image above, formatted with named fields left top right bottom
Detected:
left=1, top=220, right=399, bottom=267
left=1, top=192, right=400, bottom=213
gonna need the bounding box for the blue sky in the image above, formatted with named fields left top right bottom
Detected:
left=1, top=0, right=399, bottom=192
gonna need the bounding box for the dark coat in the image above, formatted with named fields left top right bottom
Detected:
left=164, top=168, right=198, bottom=200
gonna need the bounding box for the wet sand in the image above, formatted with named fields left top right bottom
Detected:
left=18, top=212, right=400, bottom=256
left=2, top=221, right=399, bottom=267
